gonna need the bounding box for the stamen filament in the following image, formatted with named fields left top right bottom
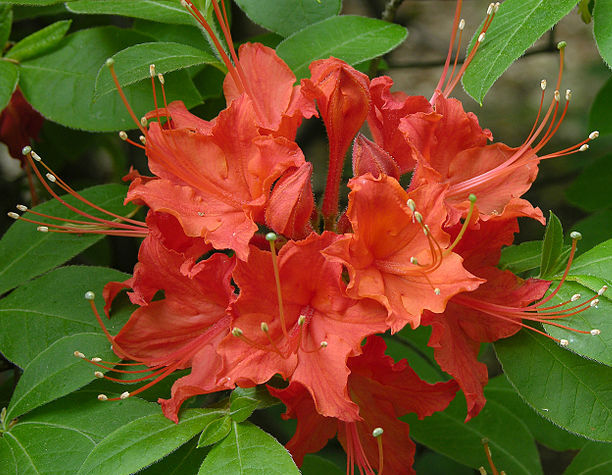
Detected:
left=266, top=233, right=289, bottom=339
left=106, top=59, right=147, bottom=135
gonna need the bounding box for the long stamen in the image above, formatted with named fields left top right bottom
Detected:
left=482, top=438, right=500, bottom=475
left=373, top=428, right=384, bottom=475
left=266, top=232, right=289, bottom=339
left=445, top=194, right=477, bottom=254
left=106, top=58, right=147, bottom=135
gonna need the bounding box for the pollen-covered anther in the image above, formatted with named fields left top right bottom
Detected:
left=372, top=427, right=384, bottom=438
left=149, top=64, right=156, bottom=77
left=84, top=291, right=95, bottom=300
left=540, top=79, right=547, bottom=90
left=560, top=339, right=569, bottom=347
left=91, top=357, right=102, bottom=362
left=31, top=151, right=41, bottom=161
left=478, top=32, right=486, bottom=43
left=406, top=198, right=416, bottom=212
left=97, top=394, right=108, bottom=401
left=37, top=226, right=49, bottom=232
left=140, top=116, right=148, bottom=127
left=410, top=256, right=418, bottom=265
left=16, top=204, right=28, bottom=212
left=591, top=329, right=601, bottom=336
left=487, top=3, right=495, bottom=15
left=494, top=2, right=500, bottom=12
left=598, top=285, right=608, bottom=295
left=590, top=299, right=599, bottom=308
left=565, top=89, right=571, bottom=101
left=260, top=322, right=269, bottom=333
left=554, top=90, right=560, bottom=102
left=413, top=211, right=423, bottom=223
left=320, top=341, right=328, bottom=348
left=579, top=144, right=589, bottom=152
left=231, top=327, right=244, bottom=337
left=589, top=131, right=600, bottom=140
left=139, top=135, right=146, bottom=145
left=459, top=19, right=465, bottom=30
left=570, top=231, right=582, bottom=240
left=45, top=173, right=57, bottom=183
left=434, top=288, right=441, bottom=295
left=571, top=293, right=581, bottom=302
left=105, top=58, right=115, bottom=67
left=74, top=350, right=85, bottom=359
left=119, top=131, right=128, bottom=140
left=22, top=145, right=32, bottom=155
left=157, top=73, right=165, bottom=85
left=94, top=371, right=104, bottom=379
left=7, top=212, right=19, bottom=219
left=120, top=391, right=130, bottom=399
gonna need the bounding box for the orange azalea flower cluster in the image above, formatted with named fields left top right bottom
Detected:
left=13, top=1, right=605, bottom=473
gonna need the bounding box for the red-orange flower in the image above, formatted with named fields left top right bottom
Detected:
left=269, top=336, right=458, bottom=474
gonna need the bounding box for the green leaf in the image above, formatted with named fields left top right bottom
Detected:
left=67, top=0, right=196, bottom=25
left=198, top=415, right=231, bottom=447
left=5, top=333, right=115, bottom=421
left=539, top=211, right=564, bottom=279
left=0, top=265, right=131, bottom=368
left=2, top=423, right=94, bottom=474
left=229, top=386, right=280, bottom=423
left=463, top=0, right=580, bottom=104
left=543, top=239, right=612, bottom=366
left=564, top=441, right=612, bottom=474
left=276, top=15, right=407, bottom=80
left=235, top=0, right=341, bottom=37
left=301, top=455, right=344, bottom=475
left=566, top=153, right=612, bottom=211
left=2, top=1, right=65, bottom=7
left=77, top=408, right=225, bottom=475
left=19, top=391, right=158, bottom=442
left=198, top=420, right=300, bottom=474
left=0, top=60, right=19, bottom=111
left=0, top=183, right=132, bottom=296
left=499, top=240, right=542, bottom=274
left=594, top=0, right=612, bottom=69
left=570, top=209, right=612, bottom=256
left=141, top=437, right=209, bottom=475
left=19, top=26, right=201, bottom=131
left=0, top=5, right=12, bottom=49
left=577, top=0, right=593, bottom=24
left=95, top=42, right=221, bottom=100
left=486, top=376, right=587, bottom=451
left=495, top=329, right=612, bottom=441
left=404, top=387, right=543, bottom=475
left=5, top=20, right=71, bottom=62
left=132, top=19, right=212, bottom=51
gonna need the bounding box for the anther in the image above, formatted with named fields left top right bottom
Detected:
left=320, top=341, right=328, bottom=348
left=91, top=357, right=102, bottom=362
left=406, top=199, right=416, bottom=212
left=231, top=327, right=243, bottom=337
left=494, top=2, right=500, bottom=12
left=469, top=193, right=477, bottom=203
left=105, top=58, right=115, bottom=67
left=181, top=0, right=188, bottom=7
left=140, top=117, right=148, bottom=127
left=298, top=315, right=306, bottom=326
left=157, top=73, right=165, bottom=85
left=16, top=204, right=28, bottom=212
left=434, top=288, right=441, bottom=295
left=579, top=144, right=589, bottom=152
left=45, top=173, right=56, bottom=183
left=560, top=339, right=569, bottom=347
left=149, top=64, right=156, bottom=77
left=413, top=211, right=423, bottom=223
left=260, top=322, right=269, bottom=333
left=410, top=257, right=418, bottom=265
left=31, top=151, right=41, bottom=161
left=479, top=468, right=487, bottom=475
left=590, top=299, right=599, bottom=308
left=94, top=371, right=104, bottom=379
left=37, top=226, right=49, bottom=232
left=74, top=351, right=85, bottom=358
left=598, top=285, right=607, bottom=295
left=557, top=41, right=567, bottom=50
left=570, top=231, right=582, bottom=240
left=478, top=33, right=485, bottom=43
left=7, top=212, right=19, bottom=219
left=554, top=90, right=560, bottom=102
left=571, top=293, right=581, bottom=302
left=84, top=291, right=95, bottom=300
left=119, top=131, right=128, bottom=140
left=22, top=145, right=32, bottom=155
left=120, top=391, right=130, bottom=399
left=459, top=19, right=465, bottom=30
left=265, top=232, right=278, bottom=241
left=139, top=135, right=146, bottom=145
left=487, top=3, right=494, bottom=15
left=591, top=329, right=601, bottom=336
left=541, top=79, right=547, bottom=90
left=589, top=131, right=600, bottom=140
left=372, top=427, right=384, bottom=438
left=565, top=89, right=571, bottom=101
left=97, top=394, right=108, bottom=401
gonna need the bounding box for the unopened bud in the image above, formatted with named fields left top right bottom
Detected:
left=560, top=339, right=569, bottom=347
left=589, top=131, right=599, bottom=140
left=97, top=394, right=108, bottom=401
left=84, top=291, right=95, bottom=300
left=120, top=391, right=130, bottom=399
left=16, top=204, right=28, bottom=212
left=7, top=212, right=19, bottom=219
left=94, top=371, right=104, bottom=379
left=591, top=329, right=601, bottom=336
